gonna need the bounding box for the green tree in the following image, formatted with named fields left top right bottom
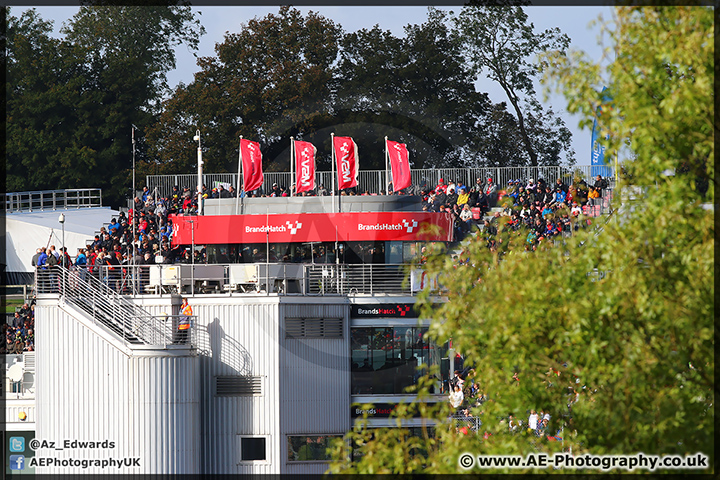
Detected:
left=334, top=8, right=495, bottom=169
left=455, top=4, right=574, bottom=166
left=5, top=6, right=204, bottom=206
left=329, top=6, right=713, bottom=474
left=146, top=6, right=341, bottom=177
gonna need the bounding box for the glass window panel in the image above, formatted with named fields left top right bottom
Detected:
left=351, top=327, right=447, bottom=395
left=287, top=435, right=341, bottom=462
left=240, top=437, right=266, bottom=461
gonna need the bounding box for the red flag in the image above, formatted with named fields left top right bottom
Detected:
left=240, top=139, right=264, bottom=192
left=387, top=139, right=411, bottom=192
left=294, top=140, right=317, bottom=194
left=333, top=136, right=359, bottom=190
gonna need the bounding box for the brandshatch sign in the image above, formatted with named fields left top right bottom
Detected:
left=350, top=304, right=417, bottom=318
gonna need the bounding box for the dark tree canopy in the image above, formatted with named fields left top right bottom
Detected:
left=5, top=6, right=204, bottom=206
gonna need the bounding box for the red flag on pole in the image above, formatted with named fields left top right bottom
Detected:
left=240, top=139, right=264, bottom=192
left=333, top=136, right=359, bottom=190
left=387, top=139, right=411, bottom=192
left=294, top=140, right=317, bottom=194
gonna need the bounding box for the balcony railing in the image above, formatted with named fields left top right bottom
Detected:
left=2, top=188, right=103, bottom=213
left=35, top=266, right=197, bottom=348
left=146, top=165, right=615, bottom=200
left=43, top=263, right=429, bottom=297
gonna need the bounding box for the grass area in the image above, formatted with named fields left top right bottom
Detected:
left=3, top=298, right=24, bottom=314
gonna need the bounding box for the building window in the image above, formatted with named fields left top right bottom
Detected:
left=350, top=327, right=448, bottom=395
left=287, top=435, right=341, bottom=462
left=239, top=436, right=267, bottom=462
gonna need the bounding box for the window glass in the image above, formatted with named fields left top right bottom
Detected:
left=351, top=427, right=434, bottom=462
left=240, top=437, right=266, bottom=461
left=287, top=435, right=341, bottom=462
left=351, top=327, right=447, bottom=394
left=386, top=241, right=403, bottom=264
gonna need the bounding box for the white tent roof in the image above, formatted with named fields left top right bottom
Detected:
left=4, top=207, right=120, bottom=274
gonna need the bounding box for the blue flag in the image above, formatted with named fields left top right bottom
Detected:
left=591, top=87, right=613, bottom=177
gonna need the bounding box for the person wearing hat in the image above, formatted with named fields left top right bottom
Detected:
left=435, top=178, right=447, bottom=194
left=484, top=177, right=498, bottom=208
left=218, top=185, right=231, bottom=198
left=270, top=183, right=280, bottom=197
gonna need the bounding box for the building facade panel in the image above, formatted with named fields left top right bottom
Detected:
left=188, top=298, right=282, bottom=474
left=34, top=297, right=199, bottom=474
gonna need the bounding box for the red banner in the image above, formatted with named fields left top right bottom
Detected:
left=333, top=136, right=359, bottom=190
left=387, top=140, right=411, bottom=192
left=241, top=139, right=264, bottom=192
left=170, top=212, right=453, bottom=246
left=294, top=140, right=316, bottom=194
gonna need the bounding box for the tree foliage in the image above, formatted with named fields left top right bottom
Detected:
left=148, top=6, right=556, bottom=178
left=5, top=6, right=204, bottom=206
left=145, top=6, right=341, bottom=176
left=455, top=4, right=575, bottom=166
left=329, top=6, right=713, bottom=474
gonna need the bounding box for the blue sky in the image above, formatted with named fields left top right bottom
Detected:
left=28, top=5, right=614, bottom=165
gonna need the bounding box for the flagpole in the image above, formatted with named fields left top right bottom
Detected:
left=331, top=133, right=335, bottom=213
left=290, top=137, right=295, bottom=197
left=235, top=135, right=243, bottom=215
left=385, top=136, right=390, bottom=194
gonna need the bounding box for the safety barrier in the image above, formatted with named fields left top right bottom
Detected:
left=146, top=165, right=614, bottom=200
left=2, top=188, right=103, bottom=213
left=35, top=265, right=196, bottom=348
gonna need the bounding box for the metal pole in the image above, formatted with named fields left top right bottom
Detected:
left=290, top=137, right=295, bottom=197
left=236, top=136, right=243, bottom=215
left=189, top=219, right=195, bottom=296
left=131, top=125, right=138, bottom=294
left=385, top=136, right=390, bottom=194
left=331, top=133, right=335, bottom=213
left=195, top=130, right=203, bottom=215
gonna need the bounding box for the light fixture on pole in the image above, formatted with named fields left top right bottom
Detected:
left=58, top=213, right=65, bottom=266
left=188, top=219, right=195, bottom=296
left=194, top=130, right=203, bottom=215
left=132, top=125, right=138, bottom=293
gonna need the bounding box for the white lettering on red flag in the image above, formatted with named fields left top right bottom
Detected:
left=294, top=140, right=317, bottom=193
left=241, top=139, right=264, bottom=192
left=387, top=139, right=411, bottom=192
left=333, top=136, right=359, bottom=190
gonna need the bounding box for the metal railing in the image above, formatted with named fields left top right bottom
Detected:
left=146, top=166, right=615, bottom=200
left=60, top=263, right=419, bottom=297
left=2, top=188, right=103, bottom=213
left=306, top=264, right=412, bottom=295
left=35, top=266, right=196, bottom=348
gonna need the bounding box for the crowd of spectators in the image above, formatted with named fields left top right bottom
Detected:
left=1, top=301, right=35, bottom=354
left=424, top=175, right=611, bottom=245
left=29, top=174, right=611, bottom=287
left=448, top=359, right=589, bottom=443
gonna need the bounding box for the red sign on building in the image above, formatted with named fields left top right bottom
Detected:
left=170, top=212, right=453, bottom=246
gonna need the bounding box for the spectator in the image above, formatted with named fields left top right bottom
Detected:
left=60, top=247, right=73, bottom=268
left=31, top=248, right=41, bottom=267
left=435, top=178, right=448, bottom=194
left=555, top=177, right=568, bottom=194
left=593, top=175, right=609, bottom=198
left=457, top=186, right=469, bottom=207
left=449, top=385, right=464, bottom=412
left=446, top=186, right=458, bottom=206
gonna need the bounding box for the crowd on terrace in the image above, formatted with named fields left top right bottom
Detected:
left=448, top=357, right=589, bottom=442
left=2, top=301, right=34, bottom=354
left=27, top=174, right=611, bottom=292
